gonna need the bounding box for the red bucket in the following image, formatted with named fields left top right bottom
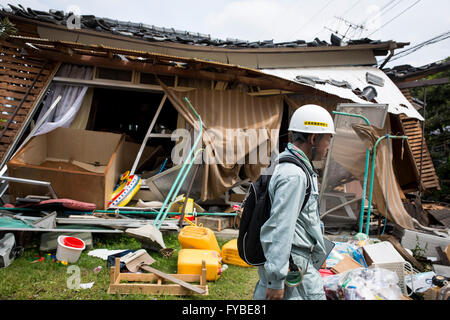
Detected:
left=63, top=236, right=84, bottom=248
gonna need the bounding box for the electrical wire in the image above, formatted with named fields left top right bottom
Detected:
left=288, top=0, right=336, bottom=41
left=366, top=0, right=422, bottom=37
left=387, top=30, right=450, bottom=63
left=340, top=0, right=363, bottom=17
left=363, top=0, right=405, bottom=27
left=312, top=0, right=364, bottom=40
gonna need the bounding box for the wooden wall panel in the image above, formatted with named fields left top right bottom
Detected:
left=0, top=39, right=58, bottom=166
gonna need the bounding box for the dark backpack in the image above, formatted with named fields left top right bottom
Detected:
left=237, top=151, right=312, bottom=266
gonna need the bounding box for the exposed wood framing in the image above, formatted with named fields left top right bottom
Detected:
left=8, top=36, right=322, bottom=95
left=398, top=112, right=440, bottom=191
left=0, top=39, right=58, bottom=167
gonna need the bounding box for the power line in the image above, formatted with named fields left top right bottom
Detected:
left=366, top=0, right=422, bottom=37
left=339, top=0, right=363, bottom=17
left=313, top=0, right=365, bottom=39
left=254, top=1, right=304, bottom=41
left=362, top=0, right=405, bottom=27
left=386, top=30, right=450, bottom=63
left=287, top=0, right=336, bottom=40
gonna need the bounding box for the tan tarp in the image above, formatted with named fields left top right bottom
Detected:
left=160, top=83, right=283, bottom=200
left=285, top=94, right=414, bottom=230
left=349, top=123, right=415, bottom=230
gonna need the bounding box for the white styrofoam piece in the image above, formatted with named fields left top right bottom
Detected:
left=363, top=241, right=405, bottom=264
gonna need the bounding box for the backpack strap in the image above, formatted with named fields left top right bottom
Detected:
left=278, top=153, right=312, bottom=212
left=278, top=152, right=313, bottom=273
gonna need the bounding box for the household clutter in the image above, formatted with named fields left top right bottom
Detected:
left=0, top=96, right=448, bottom=300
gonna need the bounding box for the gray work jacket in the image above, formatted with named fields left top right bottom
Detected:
left=259, top=150, right=326, bottom=290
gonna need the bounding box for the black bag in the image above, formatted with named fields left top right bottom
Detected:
left=237, top=151, right=311, bottom=266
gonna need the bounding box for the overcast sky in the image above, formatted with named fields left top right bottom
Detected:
left=2, top=0, right=449, bottom=68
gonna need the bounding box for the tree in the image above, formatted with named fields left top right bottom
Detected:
left=410, top=57, right=450, bottom=203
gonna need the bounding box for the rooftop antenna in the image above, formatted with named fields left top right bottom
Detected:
left=324, top=16, right=367, bottom=40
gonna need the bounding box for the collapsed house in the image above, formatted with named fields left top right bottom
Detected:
left=0, top=5, right=447, bottom=251
left=0, top=5, right=449, bottom=300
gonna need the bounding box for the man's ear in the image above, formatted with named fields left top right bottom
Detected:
left=309, top=134, right=316, bottom=145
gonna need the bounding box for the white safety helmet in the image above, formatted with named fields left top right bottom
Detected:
left=288, top=104, right=336, bottom=135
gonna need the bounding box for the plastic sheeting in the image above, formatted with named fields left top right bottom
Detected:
left=33, top=64, right=94, bottom=136
left=352, top=124, right=414, bottom=230
left=160, top=83, right=283, bottom=201
left=260, top=66, right=424, bottom=121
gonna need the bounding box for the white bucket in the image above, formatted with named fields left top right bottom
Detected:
left=56, top=235, right=85, bottom=263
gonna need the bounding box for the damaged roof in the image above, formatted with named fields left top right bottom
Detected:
left=261, top=66, right=425, bottom=121
left=383, top=59, right=450, bottom=81
left=2, top=3, right=390, bottom=49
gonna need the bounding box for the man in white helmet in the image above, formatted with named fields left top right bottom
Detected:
left=253, top=104, right=335, bottom=300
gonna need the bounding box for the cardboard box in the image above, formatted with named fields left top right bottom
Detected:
left=331, top=254, right=363, bottom=274
left=7, top=127, right=126, bottom=209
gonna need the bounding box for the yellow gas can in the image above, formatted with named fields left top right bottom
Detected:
left=177, top=249, right=222, bottom=281
left=221, top=238, right=253, bottom=267
left=178, top=226, right=221, bottom=253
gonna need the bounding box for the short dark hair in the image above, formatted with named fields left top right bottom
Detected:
left=291, top=131, right=311, bottom=143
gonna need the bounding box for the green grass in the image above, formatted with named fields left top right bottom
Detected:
left=0, top=232, right=258, bottom=300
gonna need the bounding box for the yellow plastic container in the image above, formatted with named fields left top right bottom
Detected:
left=177, top=249, right=222, bottom=281
left=221, top=239, right=253, bottom=267
left=178, top=197, right=194, bottom=214
left=178, top=226, right=221, bottom=253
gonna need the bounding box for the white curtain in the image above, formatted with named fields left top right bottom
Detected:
left=33, top=64, right=94, bottom=136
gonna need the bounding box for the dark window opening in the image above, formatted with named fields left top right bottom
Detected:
left=87, top=88, right=179, bottom=174
left=96, top=67, right=133, bottom=82
left=140, top=73, right=175, bottom=86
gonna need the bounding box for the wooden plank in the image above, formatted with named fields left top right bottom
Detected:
left=114, top=258, right=121, bottom=284
left=0, top=90, right=37, bottom=101
left=1, top=129, right=19, bottom=138
left=396, top=77, right=449, bottom=89
left=0, top=70, right=41, bottom=81
left=0, top=40, right=26, bottom=49
left=1, top=62, right=50, bottom=75
left=0, top=76, right=45, bottom=87
left=195, top=216, right=231, bottom=232
left=0, top=82, right=43, bottom=94
left=0, top=99, right=34, bottom=109
left=0, top=114, right=27, bottom=122
left=119, top=273, right=201, bottom=283
left=0, top=55, right=47, bottom=68
left=0, top=136, right=13, bottom=144
left=140, top=265, right=206, bottom=294
left=108, top=283, right=208, bottom=295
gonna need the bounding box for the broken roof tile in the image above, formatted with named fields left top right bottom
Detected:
left=3, top=4, right=385, bottom=50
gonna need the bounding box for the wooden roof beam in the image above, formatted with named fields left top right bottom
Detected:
left=26, top=48, right=313, bottom=93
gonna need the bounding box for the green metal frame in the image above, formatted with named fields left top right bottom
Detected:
left=332, top=111, right=371, bottom=233
left=364, top=134, right=408, bottom=235
left=153, top=97, right=204, bottom=230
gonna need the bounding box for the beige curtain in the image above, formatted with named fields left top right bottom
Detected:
left=160, top=82, right=283, bottom=200
left=285, top=94, right=414, bottom=230
left=70, top=87, right=94, bottom=130
left=351, top=123, right=414, bottom=230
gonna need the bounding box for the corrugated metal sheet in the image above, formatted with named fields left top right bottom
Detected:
left=260, top=66, right=424, bottom=121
